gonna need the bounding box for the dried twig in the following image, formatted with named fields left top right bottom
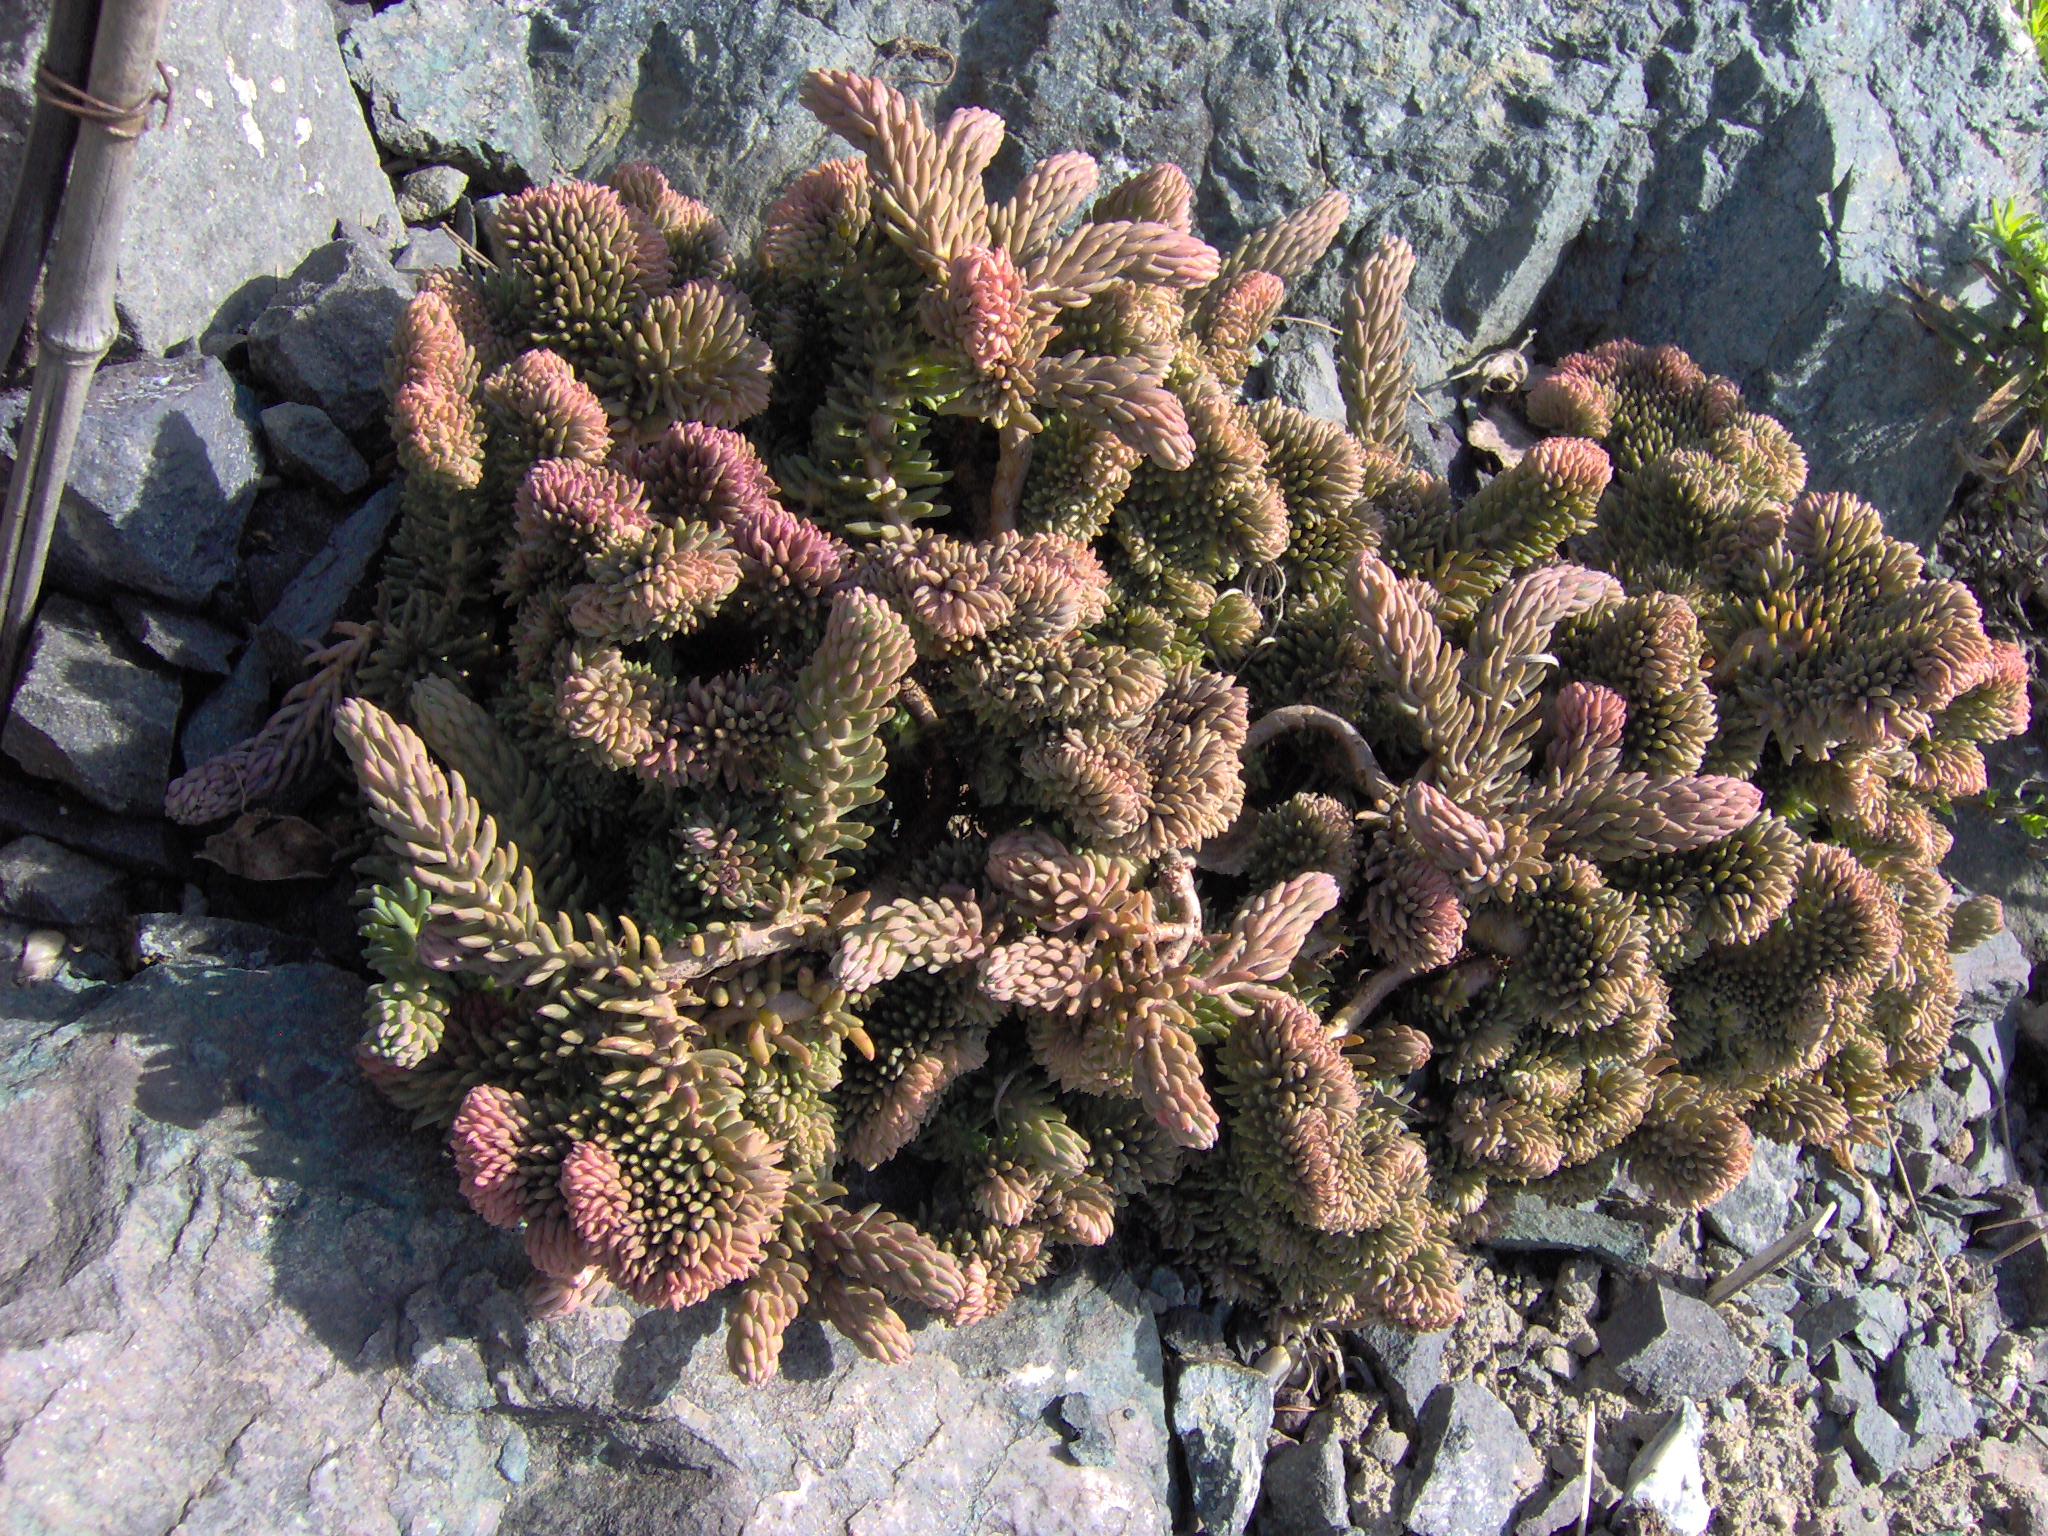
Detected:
left=1243, top=704, right=1396, bottom=802
left=1706, top=1200, right=1838, bottom=1305
left=1576, top=1399, right=1596, bottom=1536
left=1886, top=1124, right=1959, bottom=1320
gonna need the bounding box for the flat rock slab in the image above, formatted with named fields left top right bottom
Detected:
left=1483, top=1193, right=1651, bottom=1268
left=0, top=355, right=260, bottom=606
left=1, top=0, right=397, bottom=354
left=1598, top=1283, right=1751, bottom=1406
left=2, top=596, right=181, bottom=817
left=0, top=962, right=1172, bottom=1536
left=1403, top=1381, right=1533, bottom=1536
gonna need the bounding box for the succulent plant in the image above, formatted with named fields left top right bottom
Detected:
left=170, top=71, right=2025, bottom=1375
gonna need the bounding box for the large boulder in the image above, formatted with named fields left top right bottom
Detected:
left=0, top=960, right=1173, bottom=1536
left=1, top=0, right=397, bottom=354
left=0, top=354, right=262, bottom=605
left=336, top=0, right=2045, bottom=546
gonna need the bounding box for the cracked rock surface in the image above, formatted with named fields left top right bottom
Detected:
left=0, top=961, right=1171, bottom=1536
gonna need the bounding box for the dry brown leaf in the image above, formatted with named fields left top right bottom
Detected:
left=197, top=812, right=337, bottom=882
left=1467, top=404, right=1541, bottom=468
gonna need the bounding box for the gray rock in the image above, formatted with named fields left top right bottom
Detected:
left=178, top=644, right=274, bottom=774
left=1402, top=1382, right=1533, bottom=1536
left=129, top=914, right=319, bottom=969
left=396, top=163, right=470, bottom=222
left=1816, top=1341, right=1879, bottom=1418
left=1482, top=1193, right=1651, bottom=1268
left=2, top=597, right=182, bottom=816
left=1356, top=1323, right=1448, bottom=1427
left=1895, top=1080, right=1969, bottom=1153
left=1952, top=922, right=2031, bottom=1098
left=112, top=595, right=240, bottom=676
left=1622, top=1401, right=1711, bottom=1536
left=1598, top=1284, right=1751, bottom=1406
left=1883, top=1345, right=1980, bottom=1460
left=1943, top=780, right=2048, bottom=972
left=1515, top=1473, right=1608, bottom=1536
left=0, top=355, right=261, bottom=605
left=1844, top=1401, right=1909, bottom=1483
left=0, top=962, right=1173, bottom=1535
left=359, top=0, right=2048, bottom=554
left=1815, top=1447, right=1862, bottom=1508
left=1259, top=1405, right=1348, bottom=1536
left=1260, top=328, right=1348, bottom=426
left=1705, top=1136, right=1801, bottom=1255
left=1174, top=1361, right=1272, bottom=1536
left=242, top=486, right=351, bottom=620
left=1054, top=1390, right=1116, bottom=1468
left=1365, top=1426, right=1410, bottom=1465
left=247, top=237, right=416, bottom=433
left=1797, top=1287, right=1909, bottom=1361
left=394, top=224, right=466, bottom=274
left=0, top=783, right=184, bottom=878
left=261, top=480, right=402, bottom=648
left=260, top=402, right=372, bottom=498
left=0, top=837, right=125, bottom=927
left=343, top=0, right=555, bottom=188
left=1, top=0, right=397, bottom=354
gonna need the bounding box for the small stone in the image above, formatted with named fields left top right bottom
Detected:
left=396, top=164, right=469, bottom=222
left=1539, top=1346, right=1576, bottom=1381
left=1816, top=1342, right=1878, bottom=1417
left=130, top=914, right=318, bottom=970
left=394, top=225, right=465, bottom=273
left=3, top=597, right=182, bottom=816
left=1172, top=1361, right=1271, bottom=1536
left=0, top=355, right=261, bottom=605
left=1147, top=1266, right=1187, bottom=1309
left=1365, top=1426, right=1410, bottom=1465
left=1356, top=1323, right=1448, bottom=1427
left=1882, top=1345, right=1980, bottom=1462
left=1816, top=1448, right=1862, bottom=1508
left=1597, top=1283, right=1752, bottom=1406
left=1622, top=1401, right=1712, bottom=1536
left=1260, top=1406, right=1348, bottom=1536
left=113, top=596, right=240, bottom=676
left=1844, top=1401, right=1909, bottom=1482
left=0, top=837, right=125, bottom=927
left=1401, top=1382, right=1533, bottom=1536
left=1705, top=1135, right=1801, bottom=1255
left=262, top=481, right=401, bottom=648
left=247, top=236, right=417, bottom=432
left=496, top=1425, right=528, bottom=1485
left=1483, top=1193, right=1651, bottom=1268
left=1797, top=1287, right=1909, bottom=1361
left=260, top=402, right=372, bottom=498
left=1516, top=1471, right=1611, bottom=1536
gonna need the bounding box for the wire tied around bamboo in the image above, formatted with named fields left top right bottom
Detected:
left=33, top=59, right=171, bottom=140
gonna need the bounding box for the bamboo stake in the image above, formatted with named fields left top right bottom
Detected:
left=0, top=0, right=172, bottom=698
left=0, top=0, right=104, bottom=371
